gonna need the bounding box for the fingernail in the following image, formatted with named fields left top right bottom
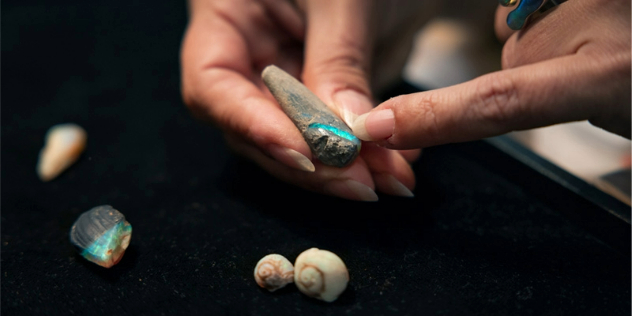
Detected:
left=376, top=174, right=414, bottom=197
left=268, top=145, right=315, bottom=172
left=324, top=179, right=379, bottom=202
left=352, top=109, right=394, bottom=141
left=333, top=90, right=373, bottom=127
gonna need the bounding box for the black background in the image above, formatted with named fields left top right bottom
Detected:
left=2, top=1, right=630, bottom=315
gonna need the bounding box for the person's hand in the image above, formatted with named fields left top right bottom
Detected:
left=352, top=0, right=631, bottom=149
left=180, top=0, right=416, bottom=201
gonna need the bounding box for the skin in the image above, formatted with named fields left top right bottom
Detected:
left=181, top=0, right=630, bottom=200
left=360, top=0, right=630, bottom=149
left=180, top=0, right=416, bottom=201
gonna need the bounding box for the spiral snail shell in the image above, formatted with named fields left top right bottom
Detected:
left=254, top=254, right=295, bottom=292
left=294, top=248, right=349, bottom=302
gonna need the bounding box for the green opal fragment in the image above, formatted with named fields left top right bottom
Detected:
left=69, top=205, right=132, bottom=268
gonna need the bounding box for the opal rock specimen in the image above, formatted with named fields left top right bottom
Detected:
left=294, top=248, right=349, bottom=302
left=37, top=123, right=87, bottom=181
left=262, top=65, right=361, bottom=168
left=69, top=205, right=132, bottom=268
left=254, top=254, right=295, bottom=292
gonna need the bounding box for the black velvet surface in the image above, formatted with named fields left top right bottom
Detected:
left=2, top=1, right=630, bottom=315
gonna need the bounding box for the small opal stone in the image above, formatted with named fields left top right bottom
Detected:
left=70, top=205, right=132, bottom=268
left=262, top=65, right=361, bottom=168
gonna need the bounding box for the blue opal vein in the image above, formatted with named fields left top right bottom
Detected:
left=308, top=123, right=358, bottom=142
left=81, top=221, right=132, bottom=263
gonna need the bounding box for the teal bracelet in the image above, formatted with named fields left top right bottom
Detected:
left=500, top=0, right=566, bottom=30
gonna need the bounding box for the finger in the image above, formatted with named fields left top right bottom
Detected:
left=260, top=0, right=305, bottom=40
left=201, top=70, right=318, bottom=171
left=200, top=0, right=292, bottom=72
left=503, top=0, right=630, bottom=69
left=352, top=53, right=630, bottom=148
left=495, top=5, right=516, bottom=42
left=226, top=133, right=379, bottom=201
left=501, top=1, right=580, bottom=69
left=361, top=143, right=415, bottom=197
left=398, top=149, right=422, bottom=163
left=181, top=15, right=314, bottom=172
left=301, top=0, right=421, bottom=191
left=302, top=0, right=375, bottom=126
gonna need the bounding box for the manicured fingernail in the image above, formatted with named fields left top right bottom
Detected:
left=333, top=90, right=373, bottom=127
left=268, top=145, right=315, bottom=172
left=376, top=174, right=414, bottom=197
left=352, top=109, right=394, bottom=141
left=324, top=179, right=379, bottom=202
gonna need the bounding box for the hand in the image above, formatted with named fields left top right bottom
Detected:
left=180, top=0, right=417, bottom=201
left=352, top=0, right=631, bottom=149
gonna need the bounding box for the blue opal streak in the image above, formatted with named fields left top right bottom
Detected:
left=506, top=0, right=547, bottom=30
left=81, top=221, right=131, bottom=262
left=308, top=123, right=358, bottom=142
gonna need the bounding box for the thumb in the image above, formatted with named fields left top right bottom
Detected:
left=301, top=0, right=375, bottom=126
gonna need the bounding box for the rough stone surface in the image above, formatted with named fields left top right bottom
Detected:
left=262, top=65, right=361, bottom=167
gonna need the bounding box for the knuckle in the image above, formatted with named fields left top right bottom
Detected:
left=309, top=52, right=367, bottom=80
left=390, top=93, right=442, bottom=148
left=305, top=37, right=369, bottom=83
left=413, top=94, right=440, bottom=144
left=472, top=74, right=521, bottom=125
left=321, top=41, right=365, bottom=69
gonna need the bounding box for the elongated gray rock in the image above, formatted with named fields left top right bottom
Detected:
left=262, top=65, right=361, bottom=168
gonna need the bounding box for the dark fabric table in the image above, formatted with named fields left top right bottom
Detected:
left=3, top=1, right=630, bottom=315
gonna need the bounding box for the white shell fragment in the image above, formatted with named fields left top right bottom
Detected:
left=37, top=123, right=87, bottom=181
left=294, top=248, right=349, bottom=302
left=254, top=254, right=295, bottom=292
